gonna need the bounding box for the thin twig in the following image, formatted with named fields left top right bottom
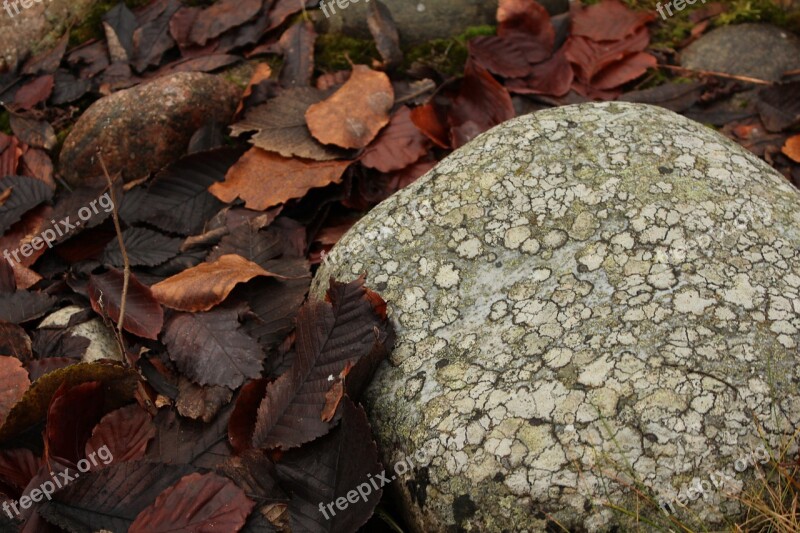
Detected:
left=658, top=64, right=773, bottom=86
left=97, top=153, right=130, bottom=347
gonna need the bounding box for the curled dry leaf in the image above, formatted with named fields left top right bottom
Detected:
left=209, top=148, right=350, bottom=211
left=89, top=269, right=165, bottom=339
left=151, top=253, right=283, bottom=312
left=305, top=65, right=394, bottom=149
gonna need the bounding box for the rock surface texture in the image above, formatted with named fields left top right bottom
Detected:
left=59, top=72, right=239, bottom=185
left=312, top=102, right=800, bottom=531
left=681, top=23, right=800, bottom=82
left=316, top=0, right=568, bottom=46
left=0, top=0, right=101, bottom=71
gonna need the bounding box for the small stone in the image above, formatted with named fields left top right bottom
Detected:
left=681, top=23, right=800, bottom=82
left=59, top=73, right=239, bottom=185
left=39, top=306, right=123, bottom=363
left=313, top=102, right=800, bottom=531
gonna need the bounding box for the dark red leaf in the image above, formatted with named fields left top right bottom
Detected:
left=0, top=357, right=30, bottom=428
left=164, top=309, right=263, bottom=389
left=0, top=448, right=39, bottom=493
left=88, top=269, right=165, bottom=340
left=85, top=404, right=156, bottom=464
left=46, top=381, right=104, bottom=464
left=410, top=103, right=451, bottom=149
left=361, top=106, right=430, bottom=173
left=228, top=378, right=269, bottom=455
left=145, top=406, right=232, bottom=468
left=252, top=277, right=392, bottom=450
left=130, top=472, right=254, bottom=533
left=498, top=0, right=555, bottom=50
left=188, top=0, right=263, bottom=46
left=0, top=321, right=32, bottom=362
left=571, top=0, right=655, bottom=42
left=505, top=48, right=574, bottom=97
left=13, top=76, right=54, bottom=110
left=448, top=60, right=515, bottom=148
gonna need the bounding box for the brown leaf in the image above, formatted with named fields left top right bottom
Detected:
left=209, top=148, right=350, bottom=211
left=0, top=357, right=30, bottom=427
left=252, top=278, right=393, bottom=450
left=498, top=0, right=555, bottom=50
left=448, top=60, right=515, bottom=148
left=590, top=51, right=657, bottom=91
left=19, top=148, right=55, bottom=189
left=279, top=20, right=316, bottom=88
left=230, top=88, right=344, bottom=160
left=410, top=103, right=450, bottom=149
left=361, top=106, right=430, bottom=172
left=164, top=309, right=264, bottom=389
left=571, top=0, right=654, bottom=42
left=505, top=48, right=574, bottom=97
left=305, top=65, right=394, bottom=149
left=0, top=321, right=32, bottom=362
left=85, top=404, right=156, bottom=464
left=228, top=378, right=269, bottom=454
left=152, top=253, right=282, bottom=312
left=130, top=472, right=254, bottom=533
left=188, top=0, right=263, bottom=46
left=469, top=36, right=538, bottom=78
left=13, top=76, right=54, bottom=110
left=176, top=378, right=233, bottom=422
left=8, top=115, right=56, bottom=150
left=89, top=269, right=165, bottom=339
left=783, top=135, right=800, bottom=163
left=367, top=0, right=402, bottom=68
left=236, top=62, right=272, bottom=115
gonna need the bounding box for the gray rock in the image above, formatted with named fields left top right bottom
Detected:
left=0, top=0, right=102, bottom=72
left=312, top=102, right=800, bottom=531
left=59, top=72, right=239, bottom=185
left=315, top=0, right=569, bottom=47
left=681, top=23, right=800, bottom=82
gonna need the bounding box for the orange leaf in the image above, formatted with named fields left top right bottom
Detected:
left=782, top=134, right=800, bottom=163
left=305, top=65, right=394, bottom=149
left=209, top=148, right=350, bottom=210
left=151, top=254, right=283, bottom=312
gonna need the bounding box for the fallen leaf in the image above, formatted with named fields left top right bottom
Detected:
left=368, top=0, right=402, bottom=68
left=130, top=472, right=254, bottom=533
left=361, top=106, right=430, bottom=172
left=176, top=378, right=233, bottom=423
left=13, top=75, right=54, bottom=110
left=230, top=88, right=344, bottom=160
left=164, top=309, right=264, bottom=389
left=188, top=0, right=263, bottom=46
left=210, top=148, right=350, bottom=211
left=410, top=103, right=450, bottom=148
left=88, top=269, right=165, bottom=340
left=278, top=20, right=316, bottom=88
left=0, top=175, right=54, bottom=235
left=448, top=60, right=515, bottom=148
left=46, top=381, right=104, bottom=464
left=783, top=135, right=800, bottom=162
left=0, top=321, right=32, bottom=362
left=85, top=404, right=156, bottom=464
left=102, top=227, right=182, bottom=268
left=305, top=65, right=394, bottom=149
left=0, top=357, right=30, bottom=427
left=571, top=0, right=654, bottom=42
left=505, top=48, right=574, bottom=97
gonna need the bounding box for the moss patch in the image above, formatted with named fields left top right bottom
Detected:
left=403, top=25, right=495, bottom=77
left=315, top=34, right=380, bottom=72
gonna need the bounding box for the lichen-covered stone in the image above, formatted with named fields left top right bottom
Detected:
left=312, top=102, right=800, bottom=531
left=59, top=72, right=239, bottom=185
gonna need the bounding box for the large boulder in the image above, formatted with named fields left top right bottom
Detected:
left=681, top=24, right=800, bottom=82
left=312, top=102, right=800, bottom=531
left=59, top=72, right=239, bottom=186
left=0, top=0, right=102, bottom=72
left=315, top=0, right=568, bottom=47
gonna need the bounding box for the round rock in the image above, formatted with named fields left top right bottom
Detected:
left=59, top=72, right=239, bottom=185
left=681, top=23, right=800, bottom=82
left=313, top=102, right=800, bottom=531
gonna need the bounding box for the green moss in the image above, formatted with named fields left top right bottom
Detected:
left=0, top=111, right=10, bottom=135
left=315, top=34, right=380, bottom=72
left=716, top=0, right=788, bottom=26
left=69, top=0, right=153, bottom=47
left=403, top=25, right=496, bottom=77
